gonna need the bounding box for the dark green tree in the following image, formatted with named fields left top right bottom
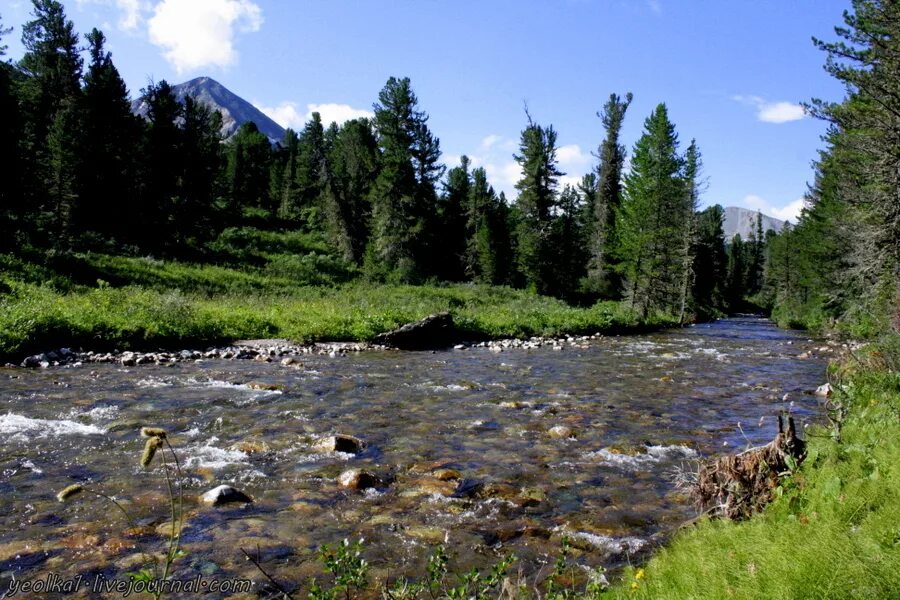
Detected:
left=322, top=118, right=380, bottom=264
left=726, top=233, right=747, bottom=310
left=75, top=28, right=141, bottom=246
left=17, top=0, right=83, bottom=244
left=272, top=128, right=300, bottom=220
left=177, top=97, right=223, bottom=246
left=514, top=110, right=563, bottom=295
left=293, top=112, right=326, bottom=226
left=439, top=156, right=471, bottom=281
left=0, top=16, right=24, bottom=246
left=226, top=121, right=273, bottom=217
left=367, top=76, right=443, bottom=282
left=692, top=204, right=728, bottom=316
left=617, top=103, right=686, bottom=316
left=551, top=184, right=587, bottom=299
left=586, top=92, right=632, bottom=297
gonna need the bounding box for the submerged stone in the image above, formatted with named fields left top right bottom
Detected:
left=315, top=434, right=367, bottom=454
left=200, top=485, right=253, bottom=506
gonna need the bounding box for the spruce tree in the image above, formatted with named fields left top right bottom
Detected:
left=226, top=122, right=273, bottom=218
left=294, top=112, right=326, bottom=226
left=76, top=28, right=140, bottom=246
left=0, top=16, right=23, bottom=247
left=178, top=97, right=223, bottom=246
left=322, top=118, right=380, bottom=264
left=692, top=204, right=728, bottom=316
left=368, top=76, right=442, bottom=282
left=514, top=111, right=562, bottom=295
left=617, top=103, right=686, bottom=316
left=17, top=0, right=83, bottom=245
left=440, top=156, right=471, bottom=281
left=587, top=92, right=632, bottom=297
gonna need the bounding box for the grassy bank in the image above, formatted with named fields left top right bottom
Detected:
left=0, top=248, right=676, bottom=362
left=601, top=336, right=900, bottom=599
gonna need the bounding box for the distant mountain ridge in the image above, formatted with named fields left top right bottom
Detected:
left=131, top=76, right=285, bottom=143
left=722, top=206, right=785, bottom=241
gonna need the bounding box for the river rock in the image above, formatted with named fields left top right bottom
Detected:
left=374, top=312, right=461, bottom=350
left=815, top=383, right=833, bottom=397
left=548, top=425, right=576, bottom=439
left=200, top=484, right=253, bottom=506
left=315, top=434, right=366, bottom=454
left=337, top=469, right=381, bottom=490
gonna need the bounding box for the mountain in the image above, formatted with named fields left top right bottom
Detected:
left=722, top=206, right=785, bottom=241
left=131, top=76, right=286, bottom=143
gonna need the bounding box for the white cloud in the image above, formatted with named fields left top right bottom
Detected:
left=758, top=102, right=806, bottom=124
left=741, top=194, right=806, bottom=223
left=556, top=144, right=591, bottom=170
left=307, top=103, right=374, bottom=127
left=733, top=95, right=806, bottom=124
left=255, top=101, right=305, bottom=130
left=255, top=101, right=374, bottom=130
left=148, top=0, right=263, bottom=73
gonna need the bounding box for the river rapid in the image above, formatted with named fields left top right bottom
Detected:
left=0, top=317, right=828, bottom=596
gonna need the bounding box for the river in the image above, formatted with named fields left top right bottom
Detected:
left=0, top=317, right=827, bottom=596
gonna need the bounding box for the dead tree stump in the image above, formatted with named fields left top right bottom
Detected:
left=694, top=415, right=806, bottom=520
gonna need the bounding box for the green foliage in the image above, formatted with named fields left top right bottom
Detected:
left=514, top=111, right=563, bottom=295
left=616, top=104, right=693, bottom=318
left=586, top=92, right=632, bottom=298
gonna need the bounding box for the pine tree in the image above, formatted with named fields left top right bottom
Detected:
left=466, top=166, right=502, bottom=283
left=136, top=80, right=182, bottom=249
left=322, top=118, right=380, bottom=264
left=178, top=97, right=223, bottom=246
left=617, top=103, right=686, bottom=316
left=76, top=28, right=140, bottom=246
left=676, top=140, right=702, bottom=322
left=726, top=233, right=747, bottom=311
left=586, top=92, right=632, bottom=297
left=439, top=156, right=471, bottom=281
left=226, top=122, right=273, bottom=218
left=552, top=184, right=587, bottom=299
left=368, top=76, right=443, bottom=282
left=293, top=112, right=326, bottom=226
left=692, top=204, right=728, bottom=316
left=273, top=129, right=300, bottom=220
left=17, top=0, right=83, bottom=244
left=0, top=16, right=23, bottom=247
left=514, top=110, right=562, bottom=295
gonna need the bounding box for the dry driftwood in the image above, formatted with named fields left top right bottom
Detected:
left=693, top=415, right=806, bottom=520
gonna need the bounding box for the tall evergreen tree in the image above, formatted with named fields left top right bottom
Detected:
left=367, top=76, right=442, bottom=282
left=322, top=118, right=380, bottom=264
left=0, top=16, right=24, bottom=247
left=226, top=122, right=273, bottom=217
left=514, top=110, right=563, bottom=295
left=692, top=204, right=728, bottom=316
left=726, top=233, right=747, bottom=310
left=586, top=92, right=632, bottom=297
left=551, top=184, right=587, bottom=299
left=676, top=140, right=702, bottom=322
left=439, top=156, right=471, bottom=281
left=465, top=166, right=504, bottom=283
left=75, top=28, right=140, bottom=245
left=273, top=128, right=300, bottom=220
left=617, top=103, right=686, bottom=316
left=178, top=97, right=223, bottom=246
left=17, top=0, right=83, bottom=243
left=293, top=112, right=326, bottom=226
left=136, top=80, right=181, bottom=249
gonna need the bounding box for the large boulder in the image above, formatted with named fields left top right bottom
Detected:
left=374, top=312, right=461, bottom=350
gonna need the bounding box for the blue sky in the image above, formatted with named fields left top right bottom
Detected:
left=3, top=0, right=849, bottom=222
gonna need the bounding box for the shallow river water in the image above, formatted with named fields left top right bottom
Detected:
left=0, top=317, right=827, bottom=596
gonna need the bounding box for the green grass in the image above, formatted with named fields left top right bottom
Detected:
left=603, top=338, right=900, bottom=600
left=0, top=248, right=674, bottom=361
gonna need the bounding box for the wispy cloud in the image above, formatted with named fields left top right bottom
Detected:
left=148, top=0, right=263, bottom=73
left=743, top=194, right=806, bottom=223
left=255, top=101, right=373, bottom=130
left=733, top=95, right=806, bottom=124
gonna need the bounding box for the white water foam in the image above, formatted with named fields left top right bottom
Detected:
left=182, top=437, right=248, bottom=470
left=62, top=405, right=120, bottom=422
left=555, top=527, right=647, bottom=556
left=0, top=413, right=107, bottom=442
left=136, top=376, right=172, bottom=388
left=585, top=445, right=698, bottom=470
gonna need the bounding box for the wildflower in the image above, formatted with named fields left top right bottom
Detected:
left=141, top=436, right=162, bottom=467
left=140, top=427, right=167, bottom=439
left=631, top=581, right=639, bottom=590
left=635, top=568, right=645, bottom=580
left=57, top=484, right=84, bottom=502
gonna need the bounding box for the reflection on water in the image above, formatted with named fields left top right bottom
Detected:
left=0, top=317, right=826, bottom=594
